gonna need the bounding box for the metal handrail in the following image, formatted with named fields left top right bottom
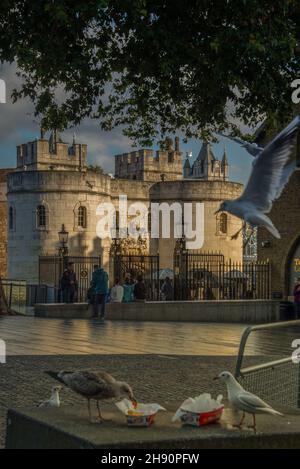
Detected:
left=235, top=319, right=300, bottom=378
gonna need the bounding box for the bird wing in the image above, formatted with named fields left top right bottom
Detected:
left=218, top=133, right=262, bottom=156
left=236, top=116, right=300, bottom=213
left=68, top=371, right=111, bottom=397
left=218, top=132, right=245, bottom=145
left=95, top=371, right=116, bottom=385
left=236, top=390, right=272, bottom=412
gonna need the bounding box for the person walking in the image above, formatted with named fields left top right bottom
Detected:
left=91, top=265, right=109, bottom=319
left=294, top=277, right=300, bottom=319
left=122, top=277, right=134, bottom=303
left=110, top=278, right=124, bottom=303
left=160, top=276, right=173, bottom=301
left=134, top=275, right=147, bottom=301
left=60, top=262, right=78, bottom=303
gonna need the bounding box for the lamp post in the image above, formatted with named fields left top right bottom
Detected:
left=58, top=224, right=69, bottom=257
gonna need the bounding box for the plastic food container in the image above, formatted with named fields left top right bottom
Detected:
left=115, top=399, right=166, bottom=427
left=179, top=406, right=224, bottom=427
left=172, top=393, right=224, bottom=427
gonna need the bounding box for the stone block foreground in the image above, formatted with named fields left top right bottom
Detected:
left=6, top=404, right=300, bottom=449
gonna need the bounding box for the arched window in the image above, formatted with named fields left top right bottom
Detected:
left=219, top=213, right=228, bottom=234
left=37, top=205, right=46, bottom=228
left=9, top=206, right=14, bottom=231
left=78, top=206, right=87, bottom=228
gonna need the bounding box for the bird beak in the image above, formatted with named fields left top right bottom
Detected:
left=131, top=396, right=138, bottom=408
left=213, top=376, right=219, bottom=381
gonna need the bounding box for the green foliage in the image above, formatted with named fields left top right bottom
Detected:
left=1, top=1, right=300, bottom=144
left=88, top=164, right=104, bottom=174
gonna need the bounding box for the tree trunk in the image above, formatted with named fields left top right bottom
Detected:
left=0, top=277, right=14, bottom=315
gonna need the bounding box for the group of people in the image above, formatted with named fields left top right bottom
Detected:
left=60, top=262, right=174, bottom=320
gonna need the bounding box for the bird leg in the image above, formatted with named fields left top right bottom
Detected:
left=231, top=223, right=246, bottom=241
left=233, top=412, right=245, bottom=429
left=96, top=400, right=110, bottom=422
left=87, top=398, right=93, bottom=423
left=247, top=414, right=257, bottom=433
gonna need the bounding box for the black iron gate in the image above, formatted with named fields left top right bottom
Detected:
left=112, top=254, right=160, bottom=300
left=39, top=255, right=100, bottom=302
left=174, top=250, right=271, bottom=300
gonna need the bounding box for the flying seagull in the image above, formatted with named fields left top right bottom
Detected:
left=46, top=370, right=136, bottom=423
left=215, top=371, right=283, bottom=432
left=215, top=116, right=300, bottom=241
left=218, top=132, right=263, bottom=157
left=39, top=385, right=62, bottom=408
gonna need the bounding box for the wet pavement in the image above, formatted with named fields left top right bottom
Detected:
left=0, top=316, right=300, bottom=356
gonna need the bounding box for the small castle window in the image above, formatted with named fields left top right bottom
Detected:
left=219, top=213, right=228, bottom=234
left=37, top=205, right=46, bottom=228
left=148, top=212, right=151, bottom=235
left=78, top=206, right=87, bottom=228
left=9, top=207, right=14, bottom=231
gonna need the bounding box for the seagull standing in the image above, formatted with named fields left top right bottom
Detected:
left=215, top=371, right=283, bottom=432
left=45, top=370, right=136, bottom=423
left=215, top=116, right=300, bottom=242
left=39, top=385, right=62, bottom=408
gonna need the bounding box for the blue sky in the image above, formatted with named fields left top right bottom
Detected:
left=0, top=63, right=253, bottom=185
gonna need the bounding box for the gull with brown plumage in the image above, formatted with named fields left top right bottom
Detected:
left=45, top=370, right=136, bottom=423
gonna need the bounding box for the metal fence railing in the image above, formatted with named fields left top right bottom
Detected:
left=174, top=253, right=271, bottom=301
left=235, top=320, right=300, bottom=408
left=1, top=280, right=60, bottom=314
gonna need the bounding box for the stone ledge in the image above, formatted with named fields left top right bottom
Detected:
left=6, top=404, right=300, bottom=449
left=34, top=300, right=281, bottom=323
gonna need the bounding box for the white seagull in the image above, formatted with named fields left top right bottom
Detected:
left=39, top=385, right=62, bottom=408
left=46, top=370, right=136, bottom=423
left=215, top=116, right=300, bottom=241
left=215, top=371, right=283, bottom=432
left=218, top=132, right=263, bottom=158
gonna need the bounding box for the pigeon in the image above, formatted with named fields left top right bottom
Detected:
left=215, top=116, right=300, bottom=242
left=45, top=370, right=136, bottom=423
left=215, top=371, right=283, bottom=432
left=218, top=133, right=263, bottom=158
left=39, top=385, right=62, bottom=408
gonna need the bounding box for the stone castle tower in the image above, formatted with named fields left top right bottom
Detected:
left=17, top=130, right=87, bottom=172
left=5, top=133, right=243, bottom=282
left=183, top=143, right=228, bottom=180
left=115, top=136, right=182, bottom=182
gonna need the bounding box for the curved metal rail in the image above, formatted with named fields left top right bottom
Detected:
left=235, top=320, right=300, bottom=408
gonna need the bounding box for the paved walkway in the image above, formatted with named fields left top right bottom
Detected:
left=1, top=316, right=299, bottom=356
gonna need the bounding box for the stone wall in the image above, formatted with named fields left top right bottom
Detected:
left=7, top=169, right=244, bottom=283
left=257, top=169, right=300, bottom=298
left=34, top=300, right=280, bottom=323
left=150, top=180, right=244, bottom=267
left=0, top=170, right=12, bottom=277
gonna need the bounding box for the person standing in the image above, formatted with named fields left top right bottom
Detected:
left=122, top=277, right=134, bottom=303
left=60, top=262, right=78, bottom=303
left=134, top=275, right=147, bottom=301
left=294, top=277, right=300, bottom=318
left=110, top=278, right=124, bottom=303
left=91, top=265, right=109, bottom=319
left=160, top=277, right=173, bottom=301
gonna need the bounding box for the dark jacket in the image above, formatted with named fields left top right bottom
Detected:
left=60, top=269, right=77, bottom=291
left=161, top=280, right=173, bottom=300
left=92, top=268, right=109, bottom=295
left=134, top=281, right=147, bottom=300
